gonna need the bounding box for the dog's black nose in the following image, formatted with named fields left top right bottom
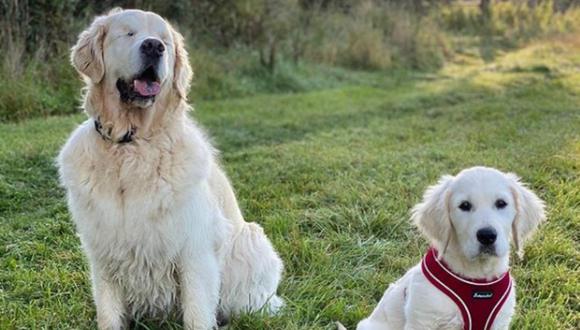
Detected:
left=140, top=38, right=165, bottom=58
left=477, top=227, right=497, bottom=246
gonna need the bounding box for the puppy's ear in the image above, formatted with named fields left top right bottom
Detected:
left=171, top=27, right=193, bottom=100
left=412, top=175, right=454, bottom=255
left=71, top=15, right=108, bottom=83
left=507, top=173, right=546, bottom=259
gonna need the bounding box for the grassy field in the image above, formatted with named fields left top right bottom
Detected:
left=1, top=37, right=579, bottom=329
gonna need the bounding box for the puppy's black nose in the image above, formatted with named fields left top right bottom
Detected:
left=140, top=38, right=165, bottom=58
left=477, top=227, right=497, bottom=246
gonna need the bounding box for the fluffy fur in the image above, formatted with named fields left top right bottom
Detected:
left=356, top=166, right=545, bottom=330
left=58, top=9, right=283, bottom=330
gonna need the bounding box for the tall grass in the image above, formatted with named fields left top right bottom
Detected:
left=297, top=2, right=449, bottom=71
left=439, top=0, right=580, bottom=45
left=0, top=57, right=80, bottom=122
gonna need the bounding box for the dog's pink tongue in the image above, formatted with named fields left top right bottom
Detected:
left=133, top=80, right=160, bottom=96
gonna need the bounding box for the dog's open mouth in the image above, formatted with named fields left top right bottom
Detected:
left=116, top=66, right=161, bottom=103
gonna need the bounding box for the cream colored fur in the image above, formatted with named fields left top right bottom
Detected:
left=58, top=9, right=283, bottom=330
left=356, top=167, right=545, bottom=330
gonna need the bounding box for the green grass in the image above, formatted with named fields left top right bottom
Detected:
left=1, top=38, right=579, bottom=329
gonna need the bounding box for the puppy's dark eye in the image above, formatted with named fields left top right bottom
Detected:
left=459, top=201, right=472, bottom=211
left=495, top=199, right=507, bottom=209
left=127, top=31, right=135, bottom=37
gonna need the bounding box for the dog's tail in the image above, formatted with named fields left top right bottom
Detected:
left=335, top=321, right=348, bottom=330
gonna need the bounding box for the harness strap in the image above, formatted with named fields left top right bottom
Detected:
left=421, top=248, right=512, bottom=330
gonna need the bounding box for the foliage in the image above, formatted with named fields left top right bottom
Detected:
left=0, top=56, right=80, bottom=122
left=439, top=0, right=580, bottom=45
left=1, top=0, right=579, bottom=122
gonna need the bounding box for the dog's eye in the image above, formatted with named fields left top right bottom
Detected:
left=459, top=201, right=472, bottom=211
left=495, top=199, right=507, bottom=209
left=127, top=31, right=135, bottom=37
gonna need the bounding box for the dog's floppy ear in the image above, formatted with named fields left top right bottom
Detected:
left=71, top=15, right=108, bottom=83
left=412, top=175, right=454, bottom=255
left=171, top=26, right=192, bottom=100
left=506, top=173, right=546, bottom=259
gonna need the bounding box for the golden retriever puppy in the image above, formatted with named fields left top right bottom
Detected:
left=356, top=166, right=545, bottom=330
left=58, top=9, right=283, bottom=330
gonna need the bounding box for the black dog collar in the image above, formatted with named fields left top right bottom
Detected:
left=94, top=119, right=136, bottom=144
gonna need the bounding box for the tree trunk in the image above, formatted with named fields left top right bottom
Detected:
left=268, top=40, right=277, bottom=72
left=259, top=35, right=277, bottom=73
left=480, top=0, right=492, bottom=19
left=413, top=0, right=424, bottom=15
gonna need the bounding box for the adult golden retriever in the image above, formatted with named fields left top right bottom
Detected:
left=58, top=9, right=283, bottom=329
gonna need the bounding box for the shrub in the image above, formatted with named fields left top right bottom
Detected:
left=412, top=17, right=450, bottom=70
left=301, top=1, right=449, bottom=71
left=302, top=10, right=392, bottom=70
left=0, top=57, right=80, bottom=122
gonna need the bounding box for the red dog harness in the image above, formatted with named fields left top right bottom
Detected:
left=421, top=248, right=513, bottom=330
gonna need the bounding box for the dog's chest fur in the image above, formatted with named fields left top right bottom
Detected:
left=59, top=120, right=214, bottom=316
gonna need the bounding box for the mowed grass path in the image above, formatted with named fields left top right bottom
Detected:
left=1, top=40, right=579, bottom=329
